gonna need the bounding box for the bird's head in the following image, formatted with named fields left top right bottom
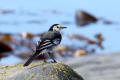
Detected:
left=49, top=24, right=67, bottom=32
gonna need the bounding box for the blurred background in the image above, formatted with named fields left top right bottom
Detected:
left=0, top=0, right=120, bottom=65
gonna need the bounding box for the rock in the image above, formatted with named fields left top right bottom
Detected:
left=55, top=45, right=70, bottom=52
left=16, top=51, right=47, bottom=60
left=20, top=32, right=34, bottom=39
left=74, top=50, right=86, bottom=57
left=75, top=10, right=98, bottom=26
left=15, top=51, right=33, bottom=59
left=65, top=52, right=120, bottom=80
left=0, top=41, right=13, bottom=59
left=0, top=61, right=84, bottom=80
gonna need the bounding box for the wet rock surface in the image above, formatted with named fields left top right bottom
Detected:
left=0, top=61, right=84, bottom=80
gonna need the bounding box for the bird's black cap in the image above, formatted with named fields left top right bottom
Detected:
left=49, top=24, right=59, bottom=31
left=49, top=24, right=67, bottom=31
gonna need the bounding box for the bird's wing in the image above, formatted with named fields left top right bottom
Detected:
left=37, top=39, right=54, bottom=50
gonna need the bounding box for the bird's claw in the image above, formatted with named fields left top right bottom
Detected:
left=50, top=60, right=57, bottom=63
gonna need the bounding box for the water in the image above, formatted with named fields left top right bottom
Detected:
left=0, top=0, right=120, bottom=64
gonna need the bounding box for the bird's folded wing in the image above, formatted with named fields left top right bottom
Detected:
left=36, top=40, right=54, bottom=50
left=36, top=38, right=60, bottom=51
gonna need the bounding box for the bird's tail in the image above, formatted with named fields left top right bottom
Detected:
left=23, top=51, right=40, bottom=67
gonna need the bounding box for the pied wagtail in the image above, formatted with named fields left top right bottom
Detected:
left=24, top=24, right=67, bottom=66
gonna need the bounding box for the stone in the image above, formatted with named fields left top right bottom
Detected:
left=0, top=61, right=84, bottom=80
left=74, top=50, right=86, bottom=57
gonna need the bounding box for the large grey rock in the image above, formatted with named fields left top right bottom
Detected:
left=0, top=61, right=84, bottom=80
left=65, top=52, right=120, bottom=80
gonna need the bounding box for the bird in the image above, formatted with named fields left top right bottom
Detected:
left=24, top=24, right=67, bottom=66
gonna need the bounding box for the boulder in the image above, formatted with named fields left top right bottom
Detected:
left=0, top=61, right=84, bottom=80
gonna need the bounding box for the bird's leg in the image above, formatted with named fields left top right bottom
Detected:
left=42, top=54, right=46, bottom=63
left=48, top=52, right=57, bottom=63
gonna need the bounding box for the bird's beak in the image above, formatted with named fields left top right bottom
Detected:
left=61, top=27, right=67, bottom=29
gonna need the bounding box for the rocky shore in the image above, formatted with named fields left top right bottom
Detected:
left=0, top=52, right=120, bottom=80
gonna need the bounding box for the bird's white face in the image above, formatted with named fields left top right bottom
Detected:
left=49, top=24, right=67, bottom=31
left=53, top=24, right=62, bottom=31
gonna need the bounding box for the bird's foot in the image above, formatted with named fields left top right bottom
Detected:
left=50, top=60, right=57, bottom=63
left=44, top=60, right=47, bottom=63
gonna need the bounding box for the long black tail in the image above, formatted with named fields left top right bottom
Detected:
left=24, top=51, right=40, bottom=67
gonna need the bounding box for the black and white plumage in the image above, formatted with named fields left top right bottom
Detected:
left=24, top=24, right=67, bottom=66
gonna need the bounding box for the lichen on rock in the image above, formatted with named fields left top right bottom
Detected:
left=0, top=61, right=84, bottom=80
